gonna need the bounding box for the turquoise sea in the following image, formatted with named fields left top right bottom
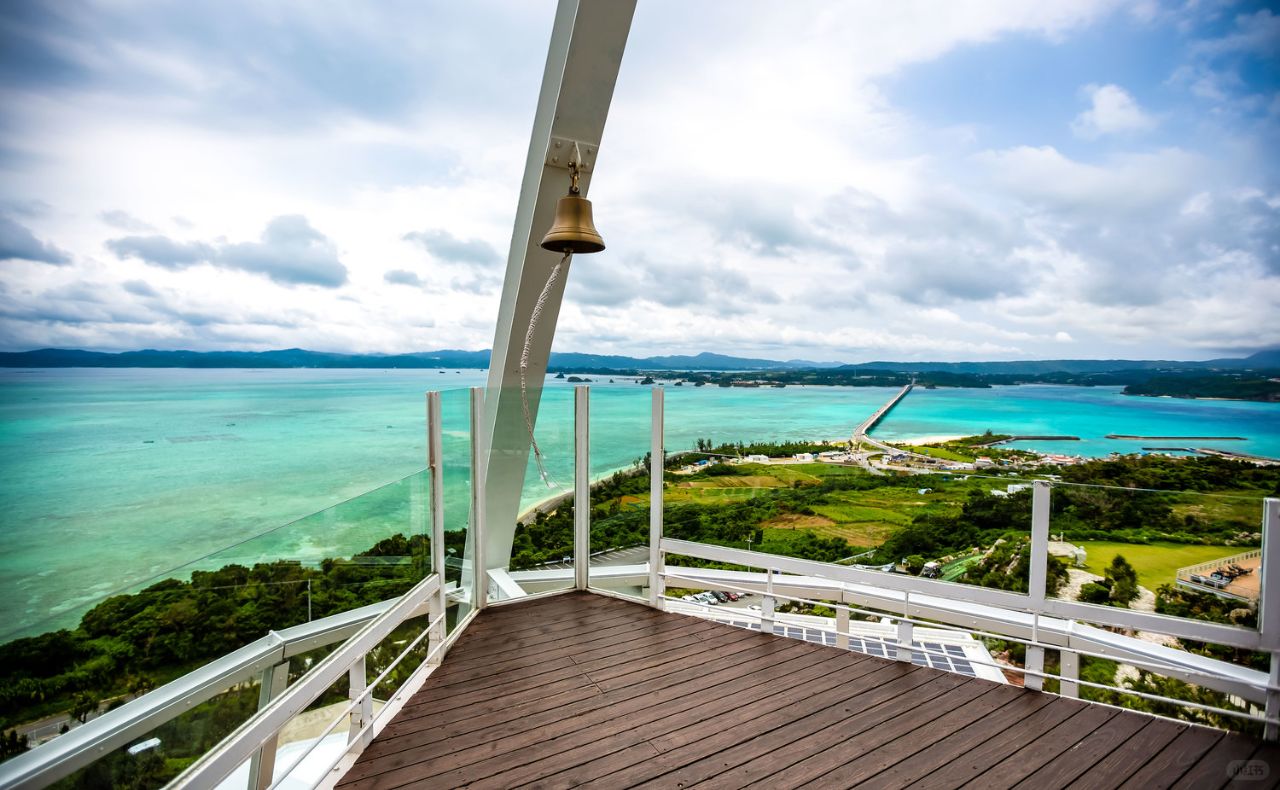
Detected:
left=1, top=368, right=1277, bottom=640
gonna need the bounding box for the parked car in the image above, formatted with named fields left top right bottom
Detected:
left=695, top=592, right=718, bottom=605
left=711, top=591, right=729, bottom=603
left=724, top=592, right=740, bottom=602
left=681, top=595, right=699, bottom=603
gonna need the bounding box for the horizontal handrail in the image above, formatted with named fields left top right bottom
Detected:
left=267, top=607, right=447, bottom=790
left=660, top=569, right=1274, bottom=699
left=1176, top=549, right=1262, bottom=578
left=661, top=538, right=1263, bottom=650
left=658, top=542, right=1271, bottom=703
left=660, top=592, right=1278, bottom=728
left=0, top=597, right=400, bottom=790
left=170, top=573, right=440, bottom=789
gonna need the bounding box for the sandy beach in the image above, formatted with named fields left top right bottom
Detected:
left=891, top=434, right=966, bottom=445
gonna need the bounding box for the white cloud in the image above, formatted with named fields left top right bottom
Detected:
left=1070, top=84, right=1158, bottom=139
left=0, top=1, right=1275, bottom=361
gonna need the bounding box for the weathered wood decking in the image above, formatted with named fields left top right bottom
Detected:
left=338, top=592, right=1276, bottom=789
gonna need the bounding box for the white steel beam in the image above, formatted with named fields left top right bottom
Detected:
left=474, top=0, right=637, bottom=573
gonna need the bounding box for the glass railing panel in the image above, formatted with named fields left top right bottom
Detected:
left=585, top=384, right=654, bottom=599
left=438, top=387, right=472, bottom=627
left=877, top=470, right=1036, bottom=593
left=1035, top=480, right=1268, bottom=735
left=499, top=383, right=575, bottom=599
left=1044, top=482, right=1264, bottom=628
left=0, top=465, right=434, bottom=767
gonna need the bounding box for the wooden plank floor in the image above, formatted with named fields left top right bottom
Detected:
left=337, top=591, right=1276, bottom=790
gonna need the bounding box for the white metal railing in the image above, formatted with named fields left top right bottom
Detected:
left=1178, top=548, right=1263, bottom=579
left=627, top=387, right=1280, bottom=741
left=170, top=574, right=445, bottom=789
left=0, top=598, right=403, bottom=789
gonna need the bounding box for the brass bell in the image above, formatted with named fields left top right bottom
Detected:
left=540, top=192, right=605, bottom=254
left=540, top=155, right=605, bottom=254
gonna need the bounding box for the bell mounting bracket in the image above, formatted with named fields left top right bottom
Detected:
left=545, top=136, right=597, bottom=172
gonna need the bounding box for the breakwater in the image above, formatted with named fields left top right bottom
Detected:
left=1106, top=434, right=1245, bottom=440
left=977, top=435, right=1080, bottom=447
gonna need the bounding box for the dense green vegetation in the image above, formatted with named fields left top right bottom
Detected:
left=621, top=366, right=1280, bottom=401
left=959, top=537, right=1068, bottom=595
left=1124, top=374, right=1280, bottom=402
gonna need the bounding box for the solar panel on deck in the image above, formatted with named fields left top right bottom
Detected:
left=713, top=615, right=980, bottom=679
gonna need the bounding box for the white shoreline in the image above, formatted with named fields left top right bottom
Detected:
left=880, top=434, right=966, bottom=445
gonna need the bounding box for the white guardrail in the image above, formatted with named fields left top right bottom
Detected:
left=0, top=585, right=439, bottom=790
left=639, top=387, right=1280, bottom=741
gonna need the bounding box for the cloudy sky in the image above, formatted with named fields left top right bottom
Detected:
left=1, top=1, right=1277, bottom=362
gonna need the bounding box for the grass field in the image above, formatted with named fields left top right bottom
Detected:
left=896, top=444, right=975, bottom=462
left=661, top=462, right=989, bottom=550
left=1076, top=541, right=1239, bottom=590
left=762, top=514, right=898, bottom=547
left=1166, top=490, right=1267, bottom=533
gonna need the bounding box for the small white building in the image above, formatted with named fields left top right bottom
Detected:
left=793, top=453, right=814, bottom=462
left=745, top=454, right=770, bottom=464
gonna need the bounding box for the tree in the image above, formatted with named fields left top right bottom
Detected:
left=905, top=555, right=926, bottom=575
left=71, top=692, right=99, bottom=723
left=1, top=730, right=28, bottom=759
left=1079, top=582, right=1111, bottom=605
left=1106, top=555, right=1140, bottom=606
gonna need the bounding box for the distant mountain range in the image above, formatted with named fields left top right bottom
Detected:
left=0, top=347, right=1277, bottom=373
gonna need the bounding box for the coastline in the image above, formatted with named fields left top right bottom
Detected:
left=516, top=463, right=639, bottom=523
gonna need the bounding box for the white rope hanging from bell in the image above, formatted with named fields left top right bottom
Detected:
left=518, top=252, right=570, bottom=488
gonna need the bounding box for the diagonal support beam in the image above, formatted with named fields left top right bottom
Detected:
left=473, top=0, right=636, bottom=572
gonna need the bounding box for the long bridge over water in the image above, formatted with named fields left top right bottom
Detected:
left=852, top=381, right=913, bottom=443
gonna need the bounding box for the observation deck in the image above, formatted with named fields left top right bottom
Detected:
left=337, top=592, right=1274, bottom=790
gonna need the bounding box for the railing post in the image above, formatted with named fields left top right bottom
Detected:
left=1024, top=481, right=1051, bottom=692
left=896, top=593, right=913, bottom=662
left=575, top=386, right=590, bottom=591
left=347, top=658, right=370, bottom=743
left=1029, top=481, right=1051, bottom=606
left=836, top=605, right=850, bottom=650
left=1059, top=649, right=1079, bottom=699
left=1268, top=654, right=1279, bottom=743
left=648, top=387, right=665, bottom=609
left=1262, top=498, right=1279, bottom=740
left=247, top=661, right=289, bottom=790
left=469, top=387, right=488, bottom=610
left=426, top=392, right=447, bottom=651
left=762, top=569, right=775, bottom=635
